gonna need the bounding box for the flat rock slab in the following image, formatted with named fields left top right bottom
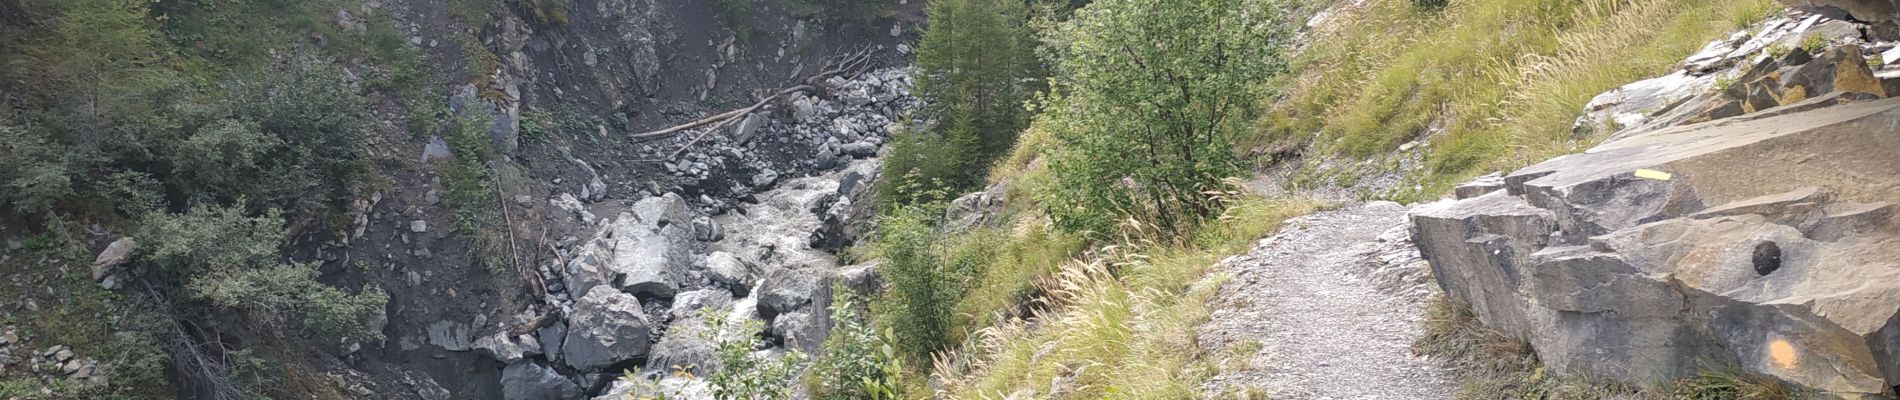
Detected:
left=1198, top=202, right=1454, bottom=399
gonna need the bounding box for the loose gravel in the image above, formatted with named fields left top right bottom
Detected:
left=1197, top=201, right=1455, bottom=399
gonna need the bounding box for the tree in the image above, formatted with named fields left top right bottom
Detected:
left=1036, top=0, right=1287, bottom=237
left=884, top=0, right=1041, bottom=204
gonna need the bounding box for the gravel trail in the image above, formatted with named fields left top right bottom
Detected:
left=1197, top=202, right=1454, bottom=399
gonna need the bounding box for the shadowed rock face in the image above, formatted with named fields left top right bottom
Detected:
left=1413, top=97, right=1900, bottom=397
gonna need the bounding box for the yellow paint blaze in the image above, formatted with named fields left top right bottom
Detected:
left=1633, top=169, right=1673, bottom=181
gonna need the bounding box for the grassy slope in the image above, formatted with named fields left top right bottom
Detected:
left=917, top=0, right=1793, bottom=399
left=1256, top=0, right=1780, bottom=201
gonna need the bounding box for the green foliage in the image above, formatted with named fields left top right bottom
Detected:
left=519, top=109, right=593, bottom=145
left=884, top=0, right=1040, bottom=205
left=139, top=205, right=285, bottom=275
left=1036, top=0, right=1286, bottom=237
left=1, top=0, right=373, bottom=218
left=0, top=121, right=74, bottom=214
left=1800, top=33, right=1827, bottom=54
left=211, top=57, right=370, bottom=211
left=139, top=205, right=388, bottom=340
left=1415, top=0, right=1450, bottom=9
left=441, top=105, right=510, bottom=270
left=1669, top=369, right=1795, bottom=400
left=702, top=310, right=806, bottom=400
left=805, top=288, right=906, bottom=400
left=876, top=205, right=977, bottom=363
left=190, top=263, right=389, bottom=341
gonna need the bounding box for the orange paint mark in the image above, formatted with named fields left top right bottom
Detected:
left=1769, top=340, right=1798, bottom=369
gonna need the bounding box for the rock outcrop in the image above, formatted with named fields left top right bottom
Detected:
left=1414, top=97, right=1900, bottom=397
left=1577, top=11, right=1900, bottom=140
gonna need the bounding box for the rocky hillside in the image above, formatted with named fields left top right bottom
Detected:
left=0, top=0, right=921, bottom=398
left=1413, top=1, right=1900, bottom=397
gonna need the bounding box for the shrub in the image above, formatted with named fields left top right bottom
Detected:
left=805, top=287, right=905, bottom=400
left=191, top=263, right=389, bottom=340
left=1415, top=0, right=1449, bottom=9
left=0, top=122, right=74, bottom=214
left=139, top=205, right=285, bottom=275
left=702, top=310, right=805, bottom=400
left=140, top=205, right=388, bottom=340
left=439, top=104, right=514, bottom=272
left=226, top=57, right=371, bottom=210
left=1036, top=0, right=1287, bottom=237
left=877, top=205, right=971, bottom=362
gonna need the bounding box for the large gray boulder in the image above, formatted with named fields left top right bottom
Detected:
left=500, top=362, right=582, bottom=400
left=563, top=286, right=653, bottom=371
left=703, top=251, right=755, bottom=297
left=645, top=319, right=721, bottom=375
left=755, top=268, right=835, bottom=321
left=770, top=309, right=830, bottom=354
left=1412, top=97, right=1900, bottom=397
left=564, top=193, right=698, bottom=299
left=472, top=331, right=543, bottom=364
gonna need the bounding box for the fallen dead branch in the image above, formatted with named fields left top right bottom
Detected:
left=630, top=47, right=877, bottom=154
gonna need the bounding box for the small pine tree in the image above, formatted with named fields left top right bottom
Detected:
left=883, top=0, right=1041, bottom=204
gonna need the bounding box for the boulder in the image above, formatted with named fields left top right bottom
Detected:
left=426, top=320, right=475, bottom=351
left=472, top=332, right=543, bottom=364
left=769, top=309, right=831, bottom=354
left=646, top=320, right=720, bottom=374
left=1452, top=173, right=1505, bottom=200
left=734, top=113, right=767, bottom=144
left=538, top=321, right=567, bottom=362
left=668, top=289, right=734, bottom=321
left=755, top=268, right=834, bottom=321
left=702, top=252, right=755, bottom=297
left=838, top=262, right=883, bottom=294
left=1412, top=97, right=1900, bottom=397
left=500, top=362, right=583, bottom=400
left=90, top=237, right=136, bottom=281
left=563, top=194, right=698, bottom=299
left=564, top=286, right=653, bottom=371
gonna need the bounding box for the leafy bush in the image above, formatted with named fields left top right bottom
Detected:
left=702, top=310, right=805, bottom=400
left=1415, top=0, right=1449, bottom=9
left=1035, top=0, right=1287, bottom=237
left=876, top=206, right=975, bottom=362
left=805, top=287, right=906, bottom=400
